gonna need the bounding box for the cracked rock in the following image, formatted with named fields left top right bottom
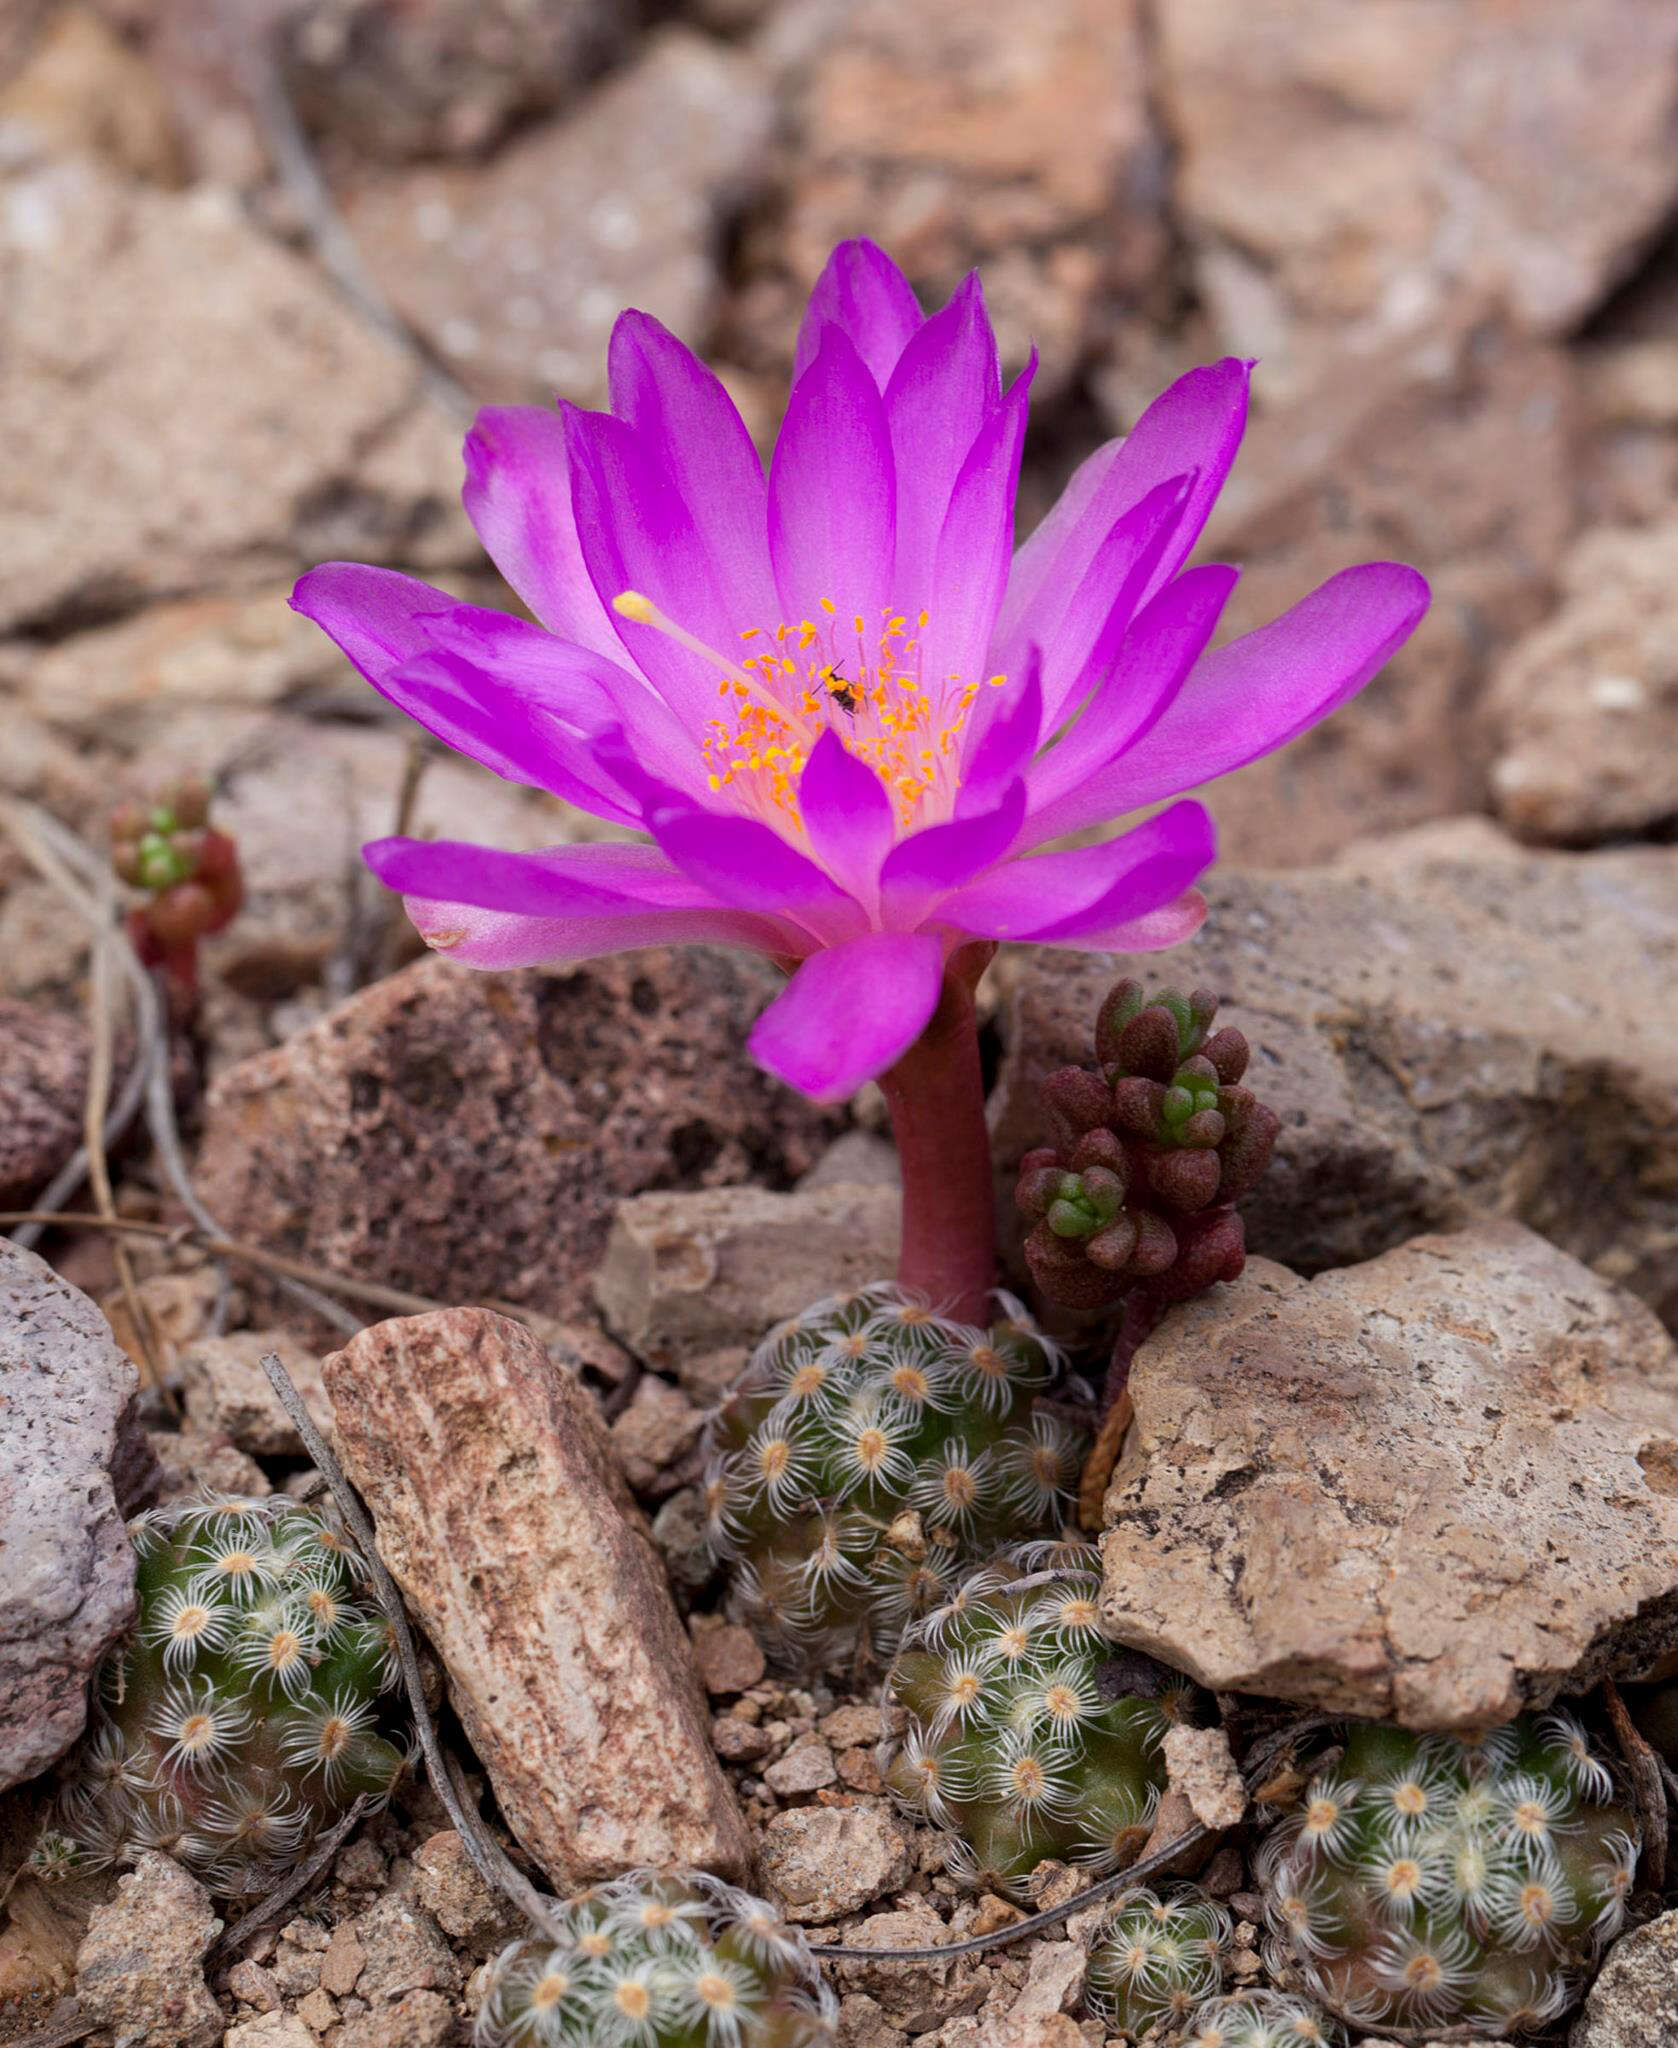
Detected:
left=73, top=1852, right=222, bottom=2048
left=1100, top=1219, right=1678, bottom=1727
left=760, top=1801, right=914, bottom=1923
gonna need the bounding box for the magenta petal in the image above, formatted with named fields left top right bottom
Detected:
left=366, top=836, right=717, bottom=916
left=398, top=899, right=794, bottom=970
left=647, top=806, right=861, bottom=932
left=1012, top=471, right=1196, bottom=732
left=799, top=731, right=895, bottom=897
left=607, top=312, right=775, bottom=626
left=793, top=240, right=924, bottom=391
left=878, top=778, right=1028, bottom=928
left=958, top=654, right=1043, bottom=815
left=884, top=274, right=1001, bottom=607
left=922, top=355, right=1034, bottom=685
left=1068, top=890, right=1209, bottom=953
left=292, top=562, right=454, bottom=675
left=1021, top=562, right=1239, bottom=843
left=997, top=359, right=1251, bottom=683
left=769, top=326, right=896, bottom=624
left=938, top=801, right=1215, bottom=941
left=462, top=407, right=623, bottom=659
left=748, top=931, right=943, bottom=1100
left=1070, top=562, right=1433, bottom=818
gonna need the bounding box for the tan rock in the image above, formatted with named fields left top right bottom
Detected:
left=323, top=1307, right=753, bottom=1885
left=180, top=1331, right=330, bottom=1458
left=0, top=5, right=185, bottom=184
left=345, top=29, right=774, bottom=407
left=991, top=826, right=1678, bottom=1330
left=196, top=949, right=838, bottom=1328
left=1157, top=0, right=1678, bottom=389
left=692, top=1621, right=767, bottom=1697
left=411, top=1831, right=518, bottom=1950
left=1162, top=1724, right=1246, bottom=1831
left=1100, top=1221, right=1678, bottom=1727
left=594, top=1182, right=901, bottom=1385
left=760, top=0, right=1159, bottom=398
left=0, top=154, right=472, bottom=634
left=609, top=1375, right=703, bottom=1497
left=1570, top=1906, right=1678, bottom=2047
left=225, top=2016, right=315, bottom=2048
left=760, top=1801, right=914, bottom=1923
left=74, top=1852, right=222, bottom=2048
left=1488, top=521, right=1678, bottom=844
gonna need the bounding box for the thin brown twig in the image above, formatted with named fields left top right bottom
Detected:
left=0, top=1211, right=534, bottom=1325
left=1603, top=1677, right=1668, bottom=1892
left=16, top=2011, right=96, bottom=2048
left=257, top=1349, right=571, bottom=1945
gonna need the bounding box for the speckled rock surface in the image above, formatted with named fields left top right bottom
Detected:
left=1099, top=1220, right=1678, bottom=1727
left=195, top=949, right=840, bottom=1328
left=1570, top=1909, right=1678, bottom=2047
left=0, top=1237, right=147, bottom=1790
left=73, top=1852, right=223, bottom=2048
left=323, top=1307, right=753, bottom=1886
left=991, top=822, right=1678, bottom=1329
left=759, top=1802, right=914, bottom=1924
left=0, top=997, right=89, bottom=1208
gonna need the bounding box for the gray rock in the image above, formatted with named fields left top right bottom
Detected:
left=0, top=999, right=88, bottom=1209
left=178, top=1331, right=330, bottom=1458
left=0, top=1238, right=151, bottom=1790
left=1570, top=1909, right=1678, bottom=2046
left=74, top=1852, right=223, bottom=2048
left=1100, top=1220, right=1678, bottom=1727
left=991, top=823, right=1678, bottom=1331
left=760, top=1801, right=914, bottom=1923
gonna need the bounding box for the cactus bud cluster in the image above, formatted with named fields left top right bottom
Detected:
left=1017, top=982, right=1279, bottom=1315
left=1256, top=1713, right=1638, bottom=2036
left=110, top=775, right=243, bottom=981
left=1086, top=1885, right=1233, bottom=2038
left=880, top=1546, right=1204, bottom=1898
left=475, top=1870, right=837, bottom=2048
left=33, top=1495, right=410, bottom=1896
left=703, top=1286, right=1089, bottom=1671
left=1181, top=1991, right=1344, bottom=2048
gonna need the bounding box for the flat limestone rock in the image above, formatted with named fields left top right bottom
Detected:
left=990, top=823, right=1678, bottom=1330
left=0, top=1238, right=147, bottom=1790
left=322, top=1307, right=753, bottom=1886
left=1099, top=1220, right=1678, bottom=1728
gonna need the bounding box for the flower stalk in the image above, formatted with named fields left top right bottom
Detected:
left=877, top=942, right=997, bottom=1324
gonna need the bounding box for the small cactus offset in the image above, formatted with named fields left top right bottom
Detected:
left=702, top=1285, right=1089, bottom=1670
left=1086, top=1885, right=1232, bottom=2039
left=475, top=1869, right=838, bottom=2048
left=34, top=1494, right=409, bottom=1895
left=110, top=774, right=243, bottom=991
left=1256, top=1712, right=1638, bottom=2037
left=1017, top=981, right=1279, bottom=1316
left=1181, top=1990, right=1345, bottom=2048
left=879, top=1546, right=1205, bottom=1898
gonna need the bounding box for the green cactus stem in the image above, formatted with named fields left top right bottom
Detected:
left=703, top=1285, right=1089, bottom=1673
left=1180, top=1990, right=1345, bottom=2048
left=33, top=1494, right=410, bottom=1897
left=1255, top=1712, right=1638, bottom=2037
left=475, top=1869, right=837, bottom=2048
left=1085, top=1884, right=1233, bottom=2038
left=879, top=1546, right=1207, bottom=1899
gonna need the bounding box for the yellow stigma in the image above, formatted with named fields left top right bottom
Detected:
left=612, top=589, right=658, bottom=625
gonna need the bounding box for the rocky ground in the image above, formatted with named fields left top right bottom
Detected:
left=3, top=0, right=1678, bottom=2044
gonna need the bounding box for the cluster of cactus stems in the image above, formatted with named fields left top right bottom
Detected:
left=1086, top=1885, right=1233, bottom=2038
left=1257, top=1713, right=1638, bottom=2037
left=879, top=1546, right=1203, bottom=1898
left=110, top=775, right=243, bottom=995
left=1180, top=1991, right=1345, bottom=2048
left=475, top=1869, right=838, bottom=2048
left=702, top=1286, right=1090, bottom=1671
left=1016, top=980, right=1278, bottom=1327
left=32, top=1496, right=410, bottom=1897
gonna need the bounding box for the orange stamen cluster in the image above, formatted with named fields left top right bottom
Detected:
left=700, top=600, right=1004, bottom=831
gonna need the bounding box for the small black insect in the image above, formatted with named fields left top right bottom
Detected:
left=826, top=664, right=860, bottom=715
